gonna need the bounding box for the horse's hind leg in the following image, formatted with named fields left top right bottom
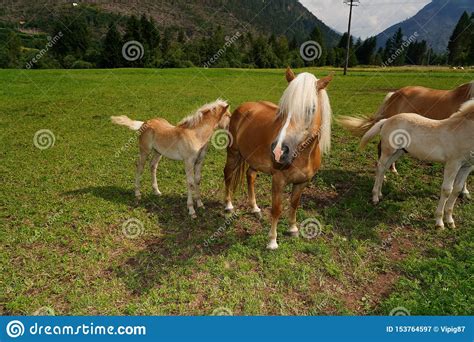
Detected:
left=435, top=161, right=462, bottom=228
left=288, top=182, right=307, bottom=237
left=135, top=144, right=151, bottom=200
left=372, top=148, right=404, bottom=204
left=246, top=167, right=261, bottom=215
left=444, top=166, right=472, bottom=228
left=150, top=150, right=162, bottom=195
left=378, top=140, right=398, bottom=176
left=223, top=149, right=240, bottom=212
left=460, top=181, right=471, bottom=200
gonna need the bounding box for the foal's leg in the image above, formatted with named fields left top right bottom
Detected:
left=135, top=145, right=151, bottom=200
left=461, top=182, right=471, bottom=200
left=434, top=161, right=462, bottom=228
left=378, top=141, right=398, bottom=177
left=150, top=151, right=162, bottom=195
left=246, top=167, right=261, bottom=215
left=444, top=166, right=472, bottom=228
left=194, top=145, right=208, bottom=209
left=267, top=175, right=285, bottom=250
left=288, top=182, right=307, bottom=237
left=372, top=149, right=404, bottom=204
left=184, top=159, right=197, bottom=218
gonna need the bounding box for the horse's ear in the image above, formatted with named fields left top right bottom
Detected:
left=222, top=104, right=230, bottom=112
left=317, top=73, right=334, bottom=90
left=285, top=66, right=296, bottom=83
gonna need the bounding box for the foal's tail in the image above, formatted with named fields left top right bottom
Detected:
left=110, top=115, right=144, bottom=131
left=338, top=92, right=394, bottom=136
left=360, top=119, right=387, bottom=149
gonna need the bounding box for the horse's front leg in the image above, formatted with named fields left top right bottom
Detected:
left=288, top=182, right=307, bottom=237
left=184, top=160, right=197, bottom=218
left=194, top=145, right=208, bottom=209
left=267, top=175, right=285, bottom=250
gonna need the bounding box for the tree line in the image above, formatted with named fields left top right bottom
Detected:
left=1, top=11, right=473, bottom=69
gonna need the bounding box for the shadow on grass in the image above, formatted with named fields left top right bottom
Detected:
left=65, top=168, right=407, bottom=294
left=308, top=169, right=404, bottom=241
left=65, top=185, right=249, bottom=294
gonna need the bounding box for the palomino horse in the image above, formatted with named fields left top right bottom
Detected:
left=339, top=81, right=473, bottom=198
left=111, top=100, right=231, bottom=217
left=360, top=99, right=474, bottom=229
left=224, top=68, right=333, bottom=249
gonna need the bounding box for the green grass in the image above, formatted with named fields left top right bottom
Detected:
left=1, top=67, right=473, bottom=315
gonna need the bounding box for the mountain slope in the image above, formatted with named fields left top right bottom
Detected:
left=376, top=0, right=474, bottom=53
left=0, top=0, right=340, bottom=46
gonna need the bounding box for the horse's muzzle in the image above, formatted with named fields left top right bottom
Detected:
left=271, top=141, right=293, bottom=165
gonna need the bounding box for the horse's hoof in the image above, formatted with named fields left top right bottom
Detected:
left=252, top=209, right=262, bottom=219
left=190, top=213, right=197, bottom=219
left=266, top=241, right=279, bottom=250
left=287, top=230, right=299, bottom=237
left=435, top=223, right=445, bottom=230
left=372, top=198, right=380, bottom=205
left=447, top=222, right=456, bottom=229
left=460, top=192, right=471, bottom=200
left=153, top=190, right=162, bottom=196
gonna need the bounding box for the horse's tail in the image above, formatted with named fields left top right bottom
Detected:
left=225, top=153, right=247, bottom=194
left=360, top=119, right=387, bottom=149
left=110, top=115, right=144, bottom=131
left=338, top=91, right=394, bottom=136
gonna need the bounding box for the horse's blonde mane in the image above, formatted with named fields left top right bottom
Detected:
left=178, top=99, right=228, bottom=128
left=277, top=72, right=332, bottom=154
left=451, top=99, right=474, bottom=120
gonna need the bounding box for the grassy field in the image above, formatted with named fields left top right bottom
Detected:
left=1, top=67, right=473, bottom=315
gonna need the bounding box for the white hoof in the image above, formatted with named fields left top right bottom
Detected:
left=197, top=200, right=205, bottom=209
left=153, top=189, right=162, bottom=196
left=225, top=202, right=234, bottom=212
left=288, top=225, right=299, bottom=237
left=447, top=221, right=456, bottom=229
left=266, top=240, right=278, bottom=250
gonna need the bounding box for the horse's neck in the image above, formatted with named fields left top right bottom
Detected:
left=190, top=117, right=218, bottom=144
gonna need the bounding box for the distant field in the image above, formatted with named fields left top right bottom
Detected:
left=1, top=67, right=473, bottom=315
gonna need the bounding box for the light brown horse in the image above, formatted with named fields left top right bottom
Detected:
left=111, top=100, right=231, bottom=217
left=360, top=99, right=474, bottom=228
left=339, top=81, right=473, bottom=197
left=224, top=68, right=333, bottom=249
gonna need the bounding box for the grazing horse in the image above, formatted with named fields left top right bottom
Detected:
left=224, top=68, right=333, bottom=249
left=339, top=81, right=473, bottom=198
left=111, top=100, right=231, bottom=217
left=360, top=99, right=474, bottom=229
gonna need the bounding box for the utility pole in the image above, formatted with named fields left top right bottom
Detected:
left=343, top=0, right=360, bottom=75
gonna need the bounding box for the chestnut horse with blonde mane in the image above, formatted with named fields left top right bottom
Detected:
left=224, top=68, right=333, bottom=249
left=339, top=81, right=473, bottom=198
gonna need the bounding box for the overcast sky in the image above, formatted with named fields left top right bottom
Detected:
left=300, top=0, right=431, bottom=38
